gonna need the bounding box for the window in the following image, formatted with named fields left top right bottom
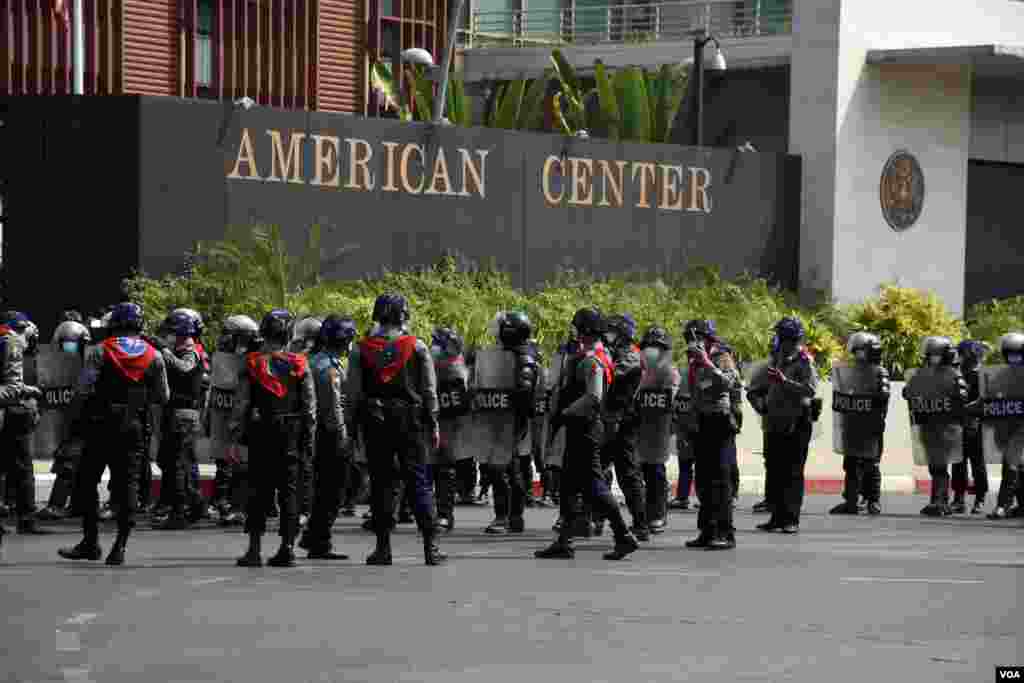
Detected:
left=369, top=0, right=449, bottom=117
left=196, top=1, right=215, bottom=88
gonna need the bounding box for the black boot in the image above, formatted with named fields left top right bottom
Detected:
left=685, top=531, right=712, bottom=548
left=423, top=528, right=447, bottom=566
left=603, top=531, right=640, bottom=560
left=106, top=532, right=129, bottom=566
left=267, top=541, right=297, bottom=567
left=367, top=532, right=392, bottom=566
left=829, top=500, right=859, bottom=515
left=950, top=492, right=967, bottom=514
left=535, top=534, right=575, bottom=559
left=59, top=538, right=103, bottom=561
left=236, top=533, right=263, bottom=567
left=17, top=518, right=52, bottom=535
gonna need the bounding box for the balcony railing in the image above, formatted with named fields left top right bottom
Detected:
left=458, top=0, right=792, bottom=49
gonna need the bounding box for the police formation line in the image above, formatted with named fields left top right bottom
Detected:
left=0, top=300, right=1022, bottom=568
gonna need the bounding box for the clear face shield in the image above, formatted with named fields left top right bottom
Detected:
left=642, top=346, right=662, bottom=369
left=61, top=340, right=80, bottom=354
left=853, top=349, right=869, bottom=363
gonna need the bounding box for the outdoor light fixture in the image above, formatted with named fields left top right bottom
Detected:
left=234, top=97, right=255, bottom=110
left=692, top=30, right=727, bottom=148
left=401, top=48, right=436, bottom=68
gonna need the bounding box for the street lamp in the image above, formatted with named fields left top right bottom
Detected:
left=691, top=30, right=727, bottom=148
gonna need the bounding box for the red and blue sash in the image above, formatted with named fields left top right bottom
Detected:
left=359, top=335, right=418, bottom=384
left=246, top=351, right=308, bottom=398
left=592, top=343, right=614, bottom=387
left=102, top=337, right=157, bottom=383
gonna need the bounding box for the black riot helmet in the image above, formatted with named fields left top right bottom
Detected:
left=53, top=320, right=92, bottom=355
left=640, top=326, right=672, bottom=351
left=432, top=326, right=465, bottom=357
left=260, top=309, right=295, bottom=346
left=319, top=315, right=358, bottom=352
left=956, top=340, right=990, bottom=370
left=683, top=319, right=716, bottom=344
left=605, top=313, right=638, bottom=346
left=60, top=310, right=84, bottom=324
left=218, top=315, right=260, bottom=353
left=847, top=331, right=883, bottom=364
left=921, top=336, right=957, bottom=367
left=372, top=294, right=410, bottom=326
left=108, top=302, right=145, bottom=335
left=498, top=311, right=532, bottom=348
left=999, top=332, right=1024, bottom=366
left=571, top=307, right=605, bottom=340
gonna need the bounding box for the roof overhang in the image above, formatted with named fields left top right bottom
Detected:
left=866, top=44, right=1024, bottom=78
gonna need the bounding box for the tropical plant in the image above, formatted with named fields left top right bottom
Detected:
left=369, top=58, right=472, bottom=126
left=486, top=72, right=552, bottom=131
left=549, top=49, right=689, bottom=143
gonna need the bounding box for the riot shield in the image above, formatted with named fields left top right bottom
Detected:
left=745, top=358, right=823, bottom=441
left=904, top=367, right=964, bottom=467
left=469, top=347, right=519, bottom=467
left=544, top=350, right=569, bottom=468
left=635, top=358, right=680, bottom=464
left=673, top=381, right=696, bottom=463
left=530, top=364, right=549, bottom=465
left=435, top=357, right=472, bottom=464
left=979, top=365, right=1024, bottom=467
left=831, top=363, right=886, bottom=459
left=207, top=352, right=247, bottom=466
left=25, top=345, right=82, bottom=460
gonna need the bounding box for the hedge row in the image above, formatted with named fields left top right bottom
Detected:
left=122, top=229, right=1024, bottom=380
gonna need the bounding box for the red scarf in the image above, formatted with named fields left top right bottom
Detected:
left=360, top=335, right=418, bottom=384
left=0, top=325, right=11, bottom=337
left=195, top=342, right=211, bottom=373
left=688, top=341, right=717, bottom=390
left=102, top=337, right=157, bottom=383
left=591, top=343, right=614, bottom=387
left=246, top=351, right=308, bottom=398
left=435, top=353, right=464, bottom=369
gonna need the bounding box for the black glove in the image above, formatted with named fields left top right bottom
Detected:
left=144, top=334, right=167, bottom=352
left=21, top=385, right=43, bottom=400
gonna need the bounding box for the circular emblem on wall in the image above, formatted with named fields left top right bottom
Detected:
left=880, top=151, right=925, bottom=231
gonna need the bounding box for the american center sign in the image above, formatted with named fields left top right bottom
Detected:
left=227, top=128, right=713, bottom=214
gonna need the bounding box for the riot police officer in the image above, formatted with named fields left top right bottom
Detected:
left=987, top=332, right=1024, bottom=519
left=829, top=332, right=890, bottom=516
left=150, top=311, right=206, bottom=530
left=431, top=326, right=471, bottom=532
left=537, top=307, right=639, bottom=561
left=478, top=311, right=539, bottom=535
left=597, top=314, right=647, bottom=537
left=58, top=303, right=169, bottom=565
left=747, top=317, right=819, bottom=534
left=290, top=316, right=323, bottom=529
left=37, top=318, right=93, bottom=520
left=345, top=294, right=444, bottom=566
left=0, top=311, right=48, bottom=548
left=299, top=314, right=357, bottom=559
left=951, top=340, right=990, bottom=514
left=902, top=336, right=968, bottom=517
left=683, top=321, right=742, bottom=550
left=208, top=314, right=261, bottom=526
left=232, top=309, right=316, bottom=568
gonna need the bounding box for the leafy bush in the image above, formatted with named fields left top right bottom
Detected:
left=845, top=284, right=964, bottom=380
left=965, top=296, right=1024, bottom=362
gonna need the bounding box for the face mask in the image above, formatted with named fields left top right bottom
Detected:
left=431, top=344, right=443, bottom=359
left=62, top=341, right=79, bottom=354
left=1007, top=353, right=1023, bottom=366
left=854, top=349, right=868, bottom=362
left=928, top=354, right=943, bottom=367
left=605, top=332, right=619, bottom=347
left=643, top=347, right=661, bottom=368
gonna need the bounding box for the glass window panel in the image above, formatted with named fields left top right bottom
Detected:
left=382, top=0, right=400, bottom=18
left=198, top=0, right=214, bottom=36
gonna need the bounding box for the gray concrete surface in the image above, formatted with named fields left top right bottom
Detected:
left=1, top=497, right=1021, bottom=683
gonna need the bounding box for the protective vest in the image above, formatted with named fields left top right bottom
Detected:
left=246, top=351, right=307, bottom=418
left=96, top=337, right=157, bottom=411
left=358, top=335, right=422, bottom=405
left=168, top=347, right=204, bottom=409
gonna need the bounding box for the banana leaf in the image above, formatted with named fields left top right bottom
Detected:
left=650, top=64, right=679, bottom=143
left=492, top=78, right=526, bottom=130
left=551, top=93, right=574, bottom=135
left=447, top=76, right=470, bottom=126
left=550, top=50, right=585, bottom=130
left=593, top=60, right=621, bottom=141
left=614, top=67, right=651, bottom=142
left=409, top=66, right=435, bottom=122
left=518, top=72, right=552, bottom=131
left=369, top=60, right=412, bottom=121
left=487, top=83, right=508, bottom=128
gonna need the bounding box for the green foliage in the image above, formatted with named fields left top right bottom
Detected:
left=370, top=58, right=471, bottom=124
left=846, top=284, right=965, bottom=380
left=965, top=296, right=1024, bottom=362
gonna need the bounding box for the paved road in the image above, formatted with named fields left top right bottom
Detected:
left=2, top=496, right=1021, bottom=683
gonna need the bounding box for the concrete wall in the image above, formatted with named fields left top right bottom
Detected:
left=788, top=0, right=1024, bottom=314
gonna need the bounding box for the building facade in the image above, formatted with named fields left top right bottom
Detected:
left=0, top=0, right=452, bottom=115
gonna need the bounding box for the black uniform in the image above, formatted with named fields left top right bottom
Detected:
left=231, top=345, right=316, bottom=565
left=951, top=364, right=989, bottom=509
left=156, top=341, right=205, bottom=527
left=346, top=328, right=444, bottom=565
left=0, top=329, right=44, bottom=538
left=598, top=341, right=646, bottom=532
left=60, top=336, right=169, bottom=562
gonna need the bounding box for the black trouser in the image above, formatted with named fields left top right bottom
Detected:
left=455, top=458, right=477, bottom=500
left=137, top=409, right=154, bottom=509
left=244, top=420, right=303, bottom=543
left=641, top=463, right=666, bottom=527
left=490, top=458, right=526, bottom=521
left=761, top=432, right=774, bottom=503
left=520, top=455, right=535, bottom=501
left=306, top=426, right=350, bottom=551
left=299, top=445, right=315, bottom=519
left=598, top=417, right=645, bottom=528
left=557, top=419, right=628, bottom=541
left=677, top=458, right=694, bottom=502
left=952, top=430, right=988, bottom=499
left=927, top=465, right=950, bottom=504
left=996, top=462, right=1021, bottom=508
left=842, top=456, right=881, bottom=503
left=765, top=421, right=812, bottom=527
left=342, top=460, right=366, bottom=508
left=72, top=410, right=144, bottom=541
left=432, top=463, right=456, bottom=520
left=0, top=421, right=36, bottom=526
left=730, top=463, right=740, bottom=500
left=156, top=408, right=200, bottom=517
left=695, top=414, right=736, bottom=540
left=363, top=411, right=434, bottom=535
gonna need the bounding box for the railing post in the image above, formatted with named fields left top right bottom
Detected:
left=653, top=5, right=660, bottom=40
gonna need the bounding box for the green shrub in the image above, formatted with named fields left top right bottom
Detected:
left=965, top=296, right=1024, bottom=363
left=846, top=284, right=964, bottom=380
